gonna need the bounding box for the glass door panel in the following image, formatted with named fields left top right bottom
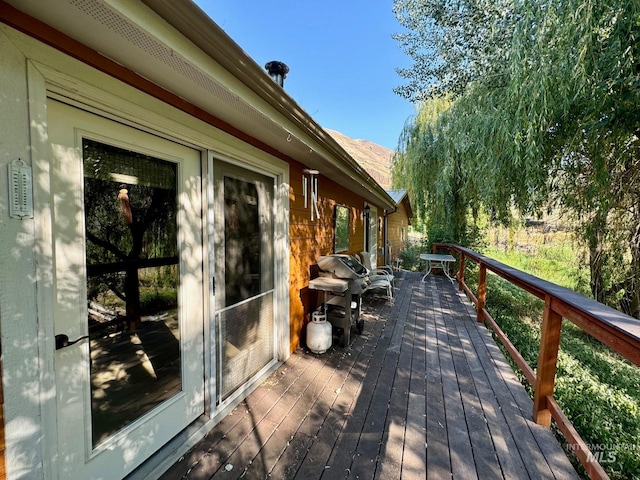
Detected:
left=83, top=139, right=182, bottom=445
left=213, top=163, right=275, bottom=401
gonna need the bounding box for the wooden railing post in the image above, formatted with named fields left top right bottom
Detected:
left=458, top=253, right=465, bottom=291
left=533, top=296, right=563, bottom=426
left=477, top=262, right=486, bottom=323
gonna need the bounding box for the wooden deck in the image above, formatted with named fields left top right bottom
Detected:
left=160, top=271, right=579, bottom=479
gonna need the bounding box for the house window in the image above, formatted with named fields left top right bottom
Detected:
left=334, top=205, right=350, bottom=253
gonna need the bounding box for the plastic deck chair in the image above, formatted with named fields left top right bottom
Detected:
left=339, top=253, right=393, bottom=304
left=357, top=252, right=395, bottom=305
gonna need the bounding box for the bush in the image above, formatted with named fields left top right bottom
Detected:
left=140, top=288, right=177, bottom=315
left=397, top=239, right=428, bottom=271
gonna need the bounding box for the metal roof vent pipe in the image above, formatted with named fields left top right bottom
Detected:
left=265, top=61, right=289, bottom=87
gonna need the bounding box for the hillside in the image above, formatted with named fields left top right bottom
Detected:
left=325, top=129, right=394, bottom=189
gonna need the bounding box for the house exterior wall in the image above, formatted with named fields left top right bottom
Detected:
left=0, top=15, right=388, bottom=479
left=386, top=199, right=412, bottom=265
left=0, top=27, right=47, bottom=479
left=288, top=161, right=370, bottom=351
left=0, top=23, right=292, bottom=480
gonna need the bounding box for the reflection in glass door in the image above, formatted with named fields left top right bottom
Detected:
left=83, top=139, right=182, bottom=445
left=214, top=164, right=275, bottom=401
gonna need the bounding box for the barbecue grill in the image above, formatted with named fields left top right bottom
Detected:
left=309, top=254, right=369, bottom=347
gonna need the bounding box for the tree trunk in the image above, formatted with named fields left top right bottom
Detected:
left=622, top=207, right=640, bottom=319
left=125, top=266, right=142, bottom=331
left=587, top=213, right=607, bottom=304
left=125, top=222, right=145, bottom=330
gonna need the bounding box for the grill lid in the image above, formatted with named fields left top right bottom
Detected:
left=317, top=254, right=367, bottom=279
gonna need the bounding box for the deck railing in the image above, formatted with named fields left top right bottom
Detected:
left=432, top=243, right=640, bottom=480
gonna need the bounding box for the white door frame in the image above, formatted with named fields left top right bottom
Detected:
left=207, top=152, right=290, bottom=410
left=369, top=206, right=379, bottom=267
left=47, top=99, right=206, bottom=480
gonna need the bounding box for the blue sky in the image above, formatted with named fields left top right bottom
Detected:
left=194, top=0, right=416, bottom=151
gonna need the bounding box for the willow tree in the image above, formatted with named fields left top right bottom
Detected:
left=393, top=96, right=484, bottom=245
left=392, top=0, right=516, bottom=102
left=392, top=0, right=521, bottom=246
left=392, top=0, right=640, bottom=314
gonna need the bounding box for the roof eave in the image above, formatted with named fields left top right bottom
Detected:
left=141, top=0, right=395, bottom=209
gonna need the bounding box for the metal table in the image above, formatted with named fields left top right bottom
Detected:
left=420, top=253, right=456, bottom=282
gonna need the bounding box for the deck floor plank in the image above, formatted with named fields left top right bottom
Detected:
left=455, top=309, right=532, bottom=479
left=400, top=276, right=428, bottom=479
left=450, top=285, right=578, bottom=480
left=323, top=302, right=397, bottom=477
left=294, top=300, right=390, bottom=480
left=432, top=281, right=478, bottom=480
left=239, top=354, right=333, bottom=479
left=439, top=280, right=503, bottom=479
left=159, top=271, right=579, bottom=480
left=374, top=276, right=418, bottom=479
left=423, top=278, right=453, bottom=479
left=443, top=286, right=501, bottom=478
left=349, top=273, right=417, bottom=479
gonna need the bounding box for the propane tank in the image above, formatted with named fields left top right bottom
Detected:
left=307, top=310, right=332, bottom=354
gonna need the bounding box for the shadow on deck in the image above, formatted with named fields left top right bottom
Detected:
left=160, top=271, right=579, bottom=479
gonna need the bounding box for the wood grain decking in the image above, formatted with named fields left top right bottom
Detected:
left=160, top=271, right=579, bottom=479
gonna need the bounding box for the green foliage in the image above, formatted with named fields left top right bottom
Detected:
left=139, top=288, right=177, bottom=315
left=392, top=0, right=515, bottom=102
left=397, top=239, right=428, bottom=271
left=392, top=96, right=486, bottom=247
left=392, top=0, right=640, bottom=317
left=483, top=244, right=590, bottom=295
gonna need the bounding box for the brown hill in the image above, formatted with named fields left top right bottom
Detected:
left=325, top=129, right=394, bottom=190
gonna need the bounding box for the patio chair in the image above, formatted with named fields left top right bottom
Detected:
left=358, top=251, right=395, bottom=288
left=362, top=275, right=394, bottom=304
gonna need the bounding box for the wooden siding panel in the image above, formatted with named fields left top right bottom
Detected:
left=288, top=161, right=372, bottom=352
left=386, top=200, right=411, bottom=265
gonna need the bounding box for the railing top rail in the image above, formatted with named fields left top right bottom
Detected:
left=435, top=243, right=640, bottom=349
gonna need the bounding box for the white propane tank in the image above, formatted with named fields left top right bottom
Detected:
left=307, top=310, right=332, bottom=354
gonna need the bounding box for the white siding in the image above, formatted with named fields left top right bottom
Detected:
left=0, top=28, right=46, bottom=480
